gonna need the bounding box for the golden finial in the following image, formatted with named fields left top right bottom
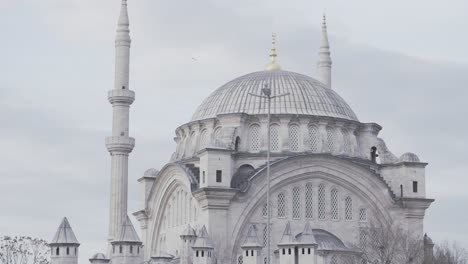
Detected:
left=265, top=32, right=282, bottom=71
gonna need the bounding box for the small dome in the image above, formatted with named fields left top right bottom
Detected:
left=144, top=168, right=159, bottom=177
left=313, top=229, right=348, bottom=251
left=399, top=152, right=420, bottom=163
left=191, top=70, right=358, bottom=122
left=90, top=253, right=107, bottom=260
left=424, top=233, right=434, bottom=245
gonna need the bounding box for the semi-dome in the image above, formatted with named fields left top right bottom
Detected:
left=191, top=70, right=358, bottom=122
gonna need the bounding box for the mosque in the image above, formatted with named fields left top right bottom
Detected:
left=48, top=1, right=435, bottom=264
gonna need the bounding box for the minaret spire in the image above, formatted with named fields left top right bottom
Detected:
left=106, top=0, right=135, bottom=253
left=265, top=33, right=282, bottom=71
left=317, top=14, right=332, bottom=88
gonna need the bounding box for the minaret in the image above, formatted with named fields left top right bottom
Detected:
left=317, top=14, right=332, bottom=88
left=105, top=0, right=135, bottom=248
left=265, top=33, right=282, bottom=71
left=49, top=217, right=80, bottom=264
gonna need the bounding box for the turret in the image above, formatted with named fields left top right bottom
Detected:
left=198, top=148, right=233, bottom=188
left=277, top=222, right=296, bottom=264
left=424, top=233, right=435, bottom=264
left=295, top=223, right=317, bottom=264
left=180, top=225, right=197, bottom=264
left=49, top=217, right=80, bottom=264
left=317, top=15, right=332, bottom=88
left=110, top=216, right=143, bottom=264
left=192, top=226, right=214, bottom=264
left=241, top=225, right=263, bottom=264
left=89, top=253, right=110, bottom=264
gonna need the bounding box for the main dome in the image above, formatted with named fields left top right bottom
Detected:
left=191, top=70, right=358, bottom=122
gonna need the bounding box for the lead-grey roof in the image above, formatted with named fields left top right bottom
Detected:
left=114, top=216, right=141, bottom=243
left=50, top=217, right=79, bottom=245
left=191, top=70, right=358, bottom=122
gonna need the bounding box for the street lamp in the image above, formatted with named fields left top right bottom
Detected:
left=249, top=83, right=289, bottom=264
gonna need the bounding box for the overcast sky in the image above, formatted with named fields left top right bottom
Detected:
left=1, top=0, right=467, bottom=262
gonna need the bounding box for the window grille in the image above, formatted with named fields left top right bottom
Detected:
left=305, top=183, right=313, bottom=219
left=263, top=225, right=268, bottom=246
left=289, top=125, right=300, bottom=151
left=360, top=229, right=368, bottom=249
left=262, top=203, right=268, bottom=217
left=343, top=129, right=351, bottom=154
left=331, top=189, right=339, bottom=220
left=292, top=187, right=301, bottom=219
left=359, top=208, right=367, bottom=222
left=199, top=129, right=208, bottom=149
left=318, top=184, right=326, bottom=220
left=238, top=256, right=243, bottom=264
left=330, top=255, right=338, bottom=264
left=345, top=197, right=353, bottom=220
left=326, top=127, right=335, bottom=153
left=249, top=125, right=261, bottom=152
left=308, top=125, right=319, bottom=152
left=277, top=192, right=286, bottom=218
left=270, top=125, right=280, bottom=152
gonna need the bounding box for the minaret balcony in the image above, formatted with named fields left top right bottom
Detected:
left=106, top=136, right=135, bottom=153
left=108, top=89, right=135, bottom=105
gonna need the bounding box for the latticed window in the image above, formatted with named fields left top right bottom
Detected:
left=238, top=255, right=243, bottom=264
left=318, top=184, right=326, bottom=220
left=343, top=129, right=351, bottom=154
left=199, top=129, right=208, bottom=149
left=345, top=197, right=353, bottom=220
left=249, top=125, right=260, bottom=152
left=308, top=125, right=319, bottom=152
left=305, top=183, right=313, bottom=219
left=326, top=127, right=335, bottom=153
left=330, top=255, right=338, bottom=264
left=331, top=189, right=339, bottom=220
left=360, top=229, right=368, bottom=249
left=263, top=225, right=268, bottom=246
left=359, top=208, right=367, bottom=222
left=262, top=203, right=268, bottom=217
left=289, top=125, right=300, bottom=151
left=270, top=125, right=280, bottom=152
left=292, top=187, right=301, bottom=219
left=277, top=192, right=286, bottom=218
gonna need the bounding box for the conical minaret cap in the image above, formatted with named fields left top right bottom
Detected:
left=295, top=222, right=317, bottom=245
left=241, top=225, right=263, bottom=249
left=115, top=0, right=131, bottom=44
left=112, top=216, right=141, bottom=244
left=50, top=217, right=80, bottom=246
left=180, top=224, right=197, bottom=238
left=192, top=225, right=214, bottom=249
left=278, top=222, right=296, bottom=246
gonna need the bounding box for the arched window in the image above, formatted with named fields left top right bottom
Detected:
left=343, top=129, right=351, bottom=154
left=56, top=247, right=59, bottom=256
left=331, top=189, right=339, bottom=220
left=289, top=125, right=300, bottom=151
left=238, top=255, right=243, bottom=264
left=326, top=127, right=335, bottom=153
left=292, top=187, right=301, bottom=219
left=360, top=229, right=368, bottom=249
left=235, top=136, right=241, bottom=151
left=270, top=124, right=280, bottom=152
left=119, top=245, right=123, bottom=254
left=190, top=132, right=197, bottom=154
left=249, top=125, right=260, bottom=152
left=308, top=125, right=319, bottom=152
left=305, top=183, right=313, bottom=219
left=345, top=197, right=353, bottom=220
left=263, top=225, right=268, bottom=246
left=262, top=203, right=268, bottom=217
left=199, top=129, right=208, bottom=149
left=330, top=255, right=338, bottom=264
left=213, top=127, right=222, bottom=145
left=318, top=184, right=326, bottom=220
left=277, top=192, right=286, bottom=218
left=66, top=247, right=69, bottom=255
left=359, top=208, right=367, bottom=222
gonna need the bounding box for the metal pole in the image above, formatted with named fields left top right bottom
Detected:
left=266, top=91, right=271, bottom=264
